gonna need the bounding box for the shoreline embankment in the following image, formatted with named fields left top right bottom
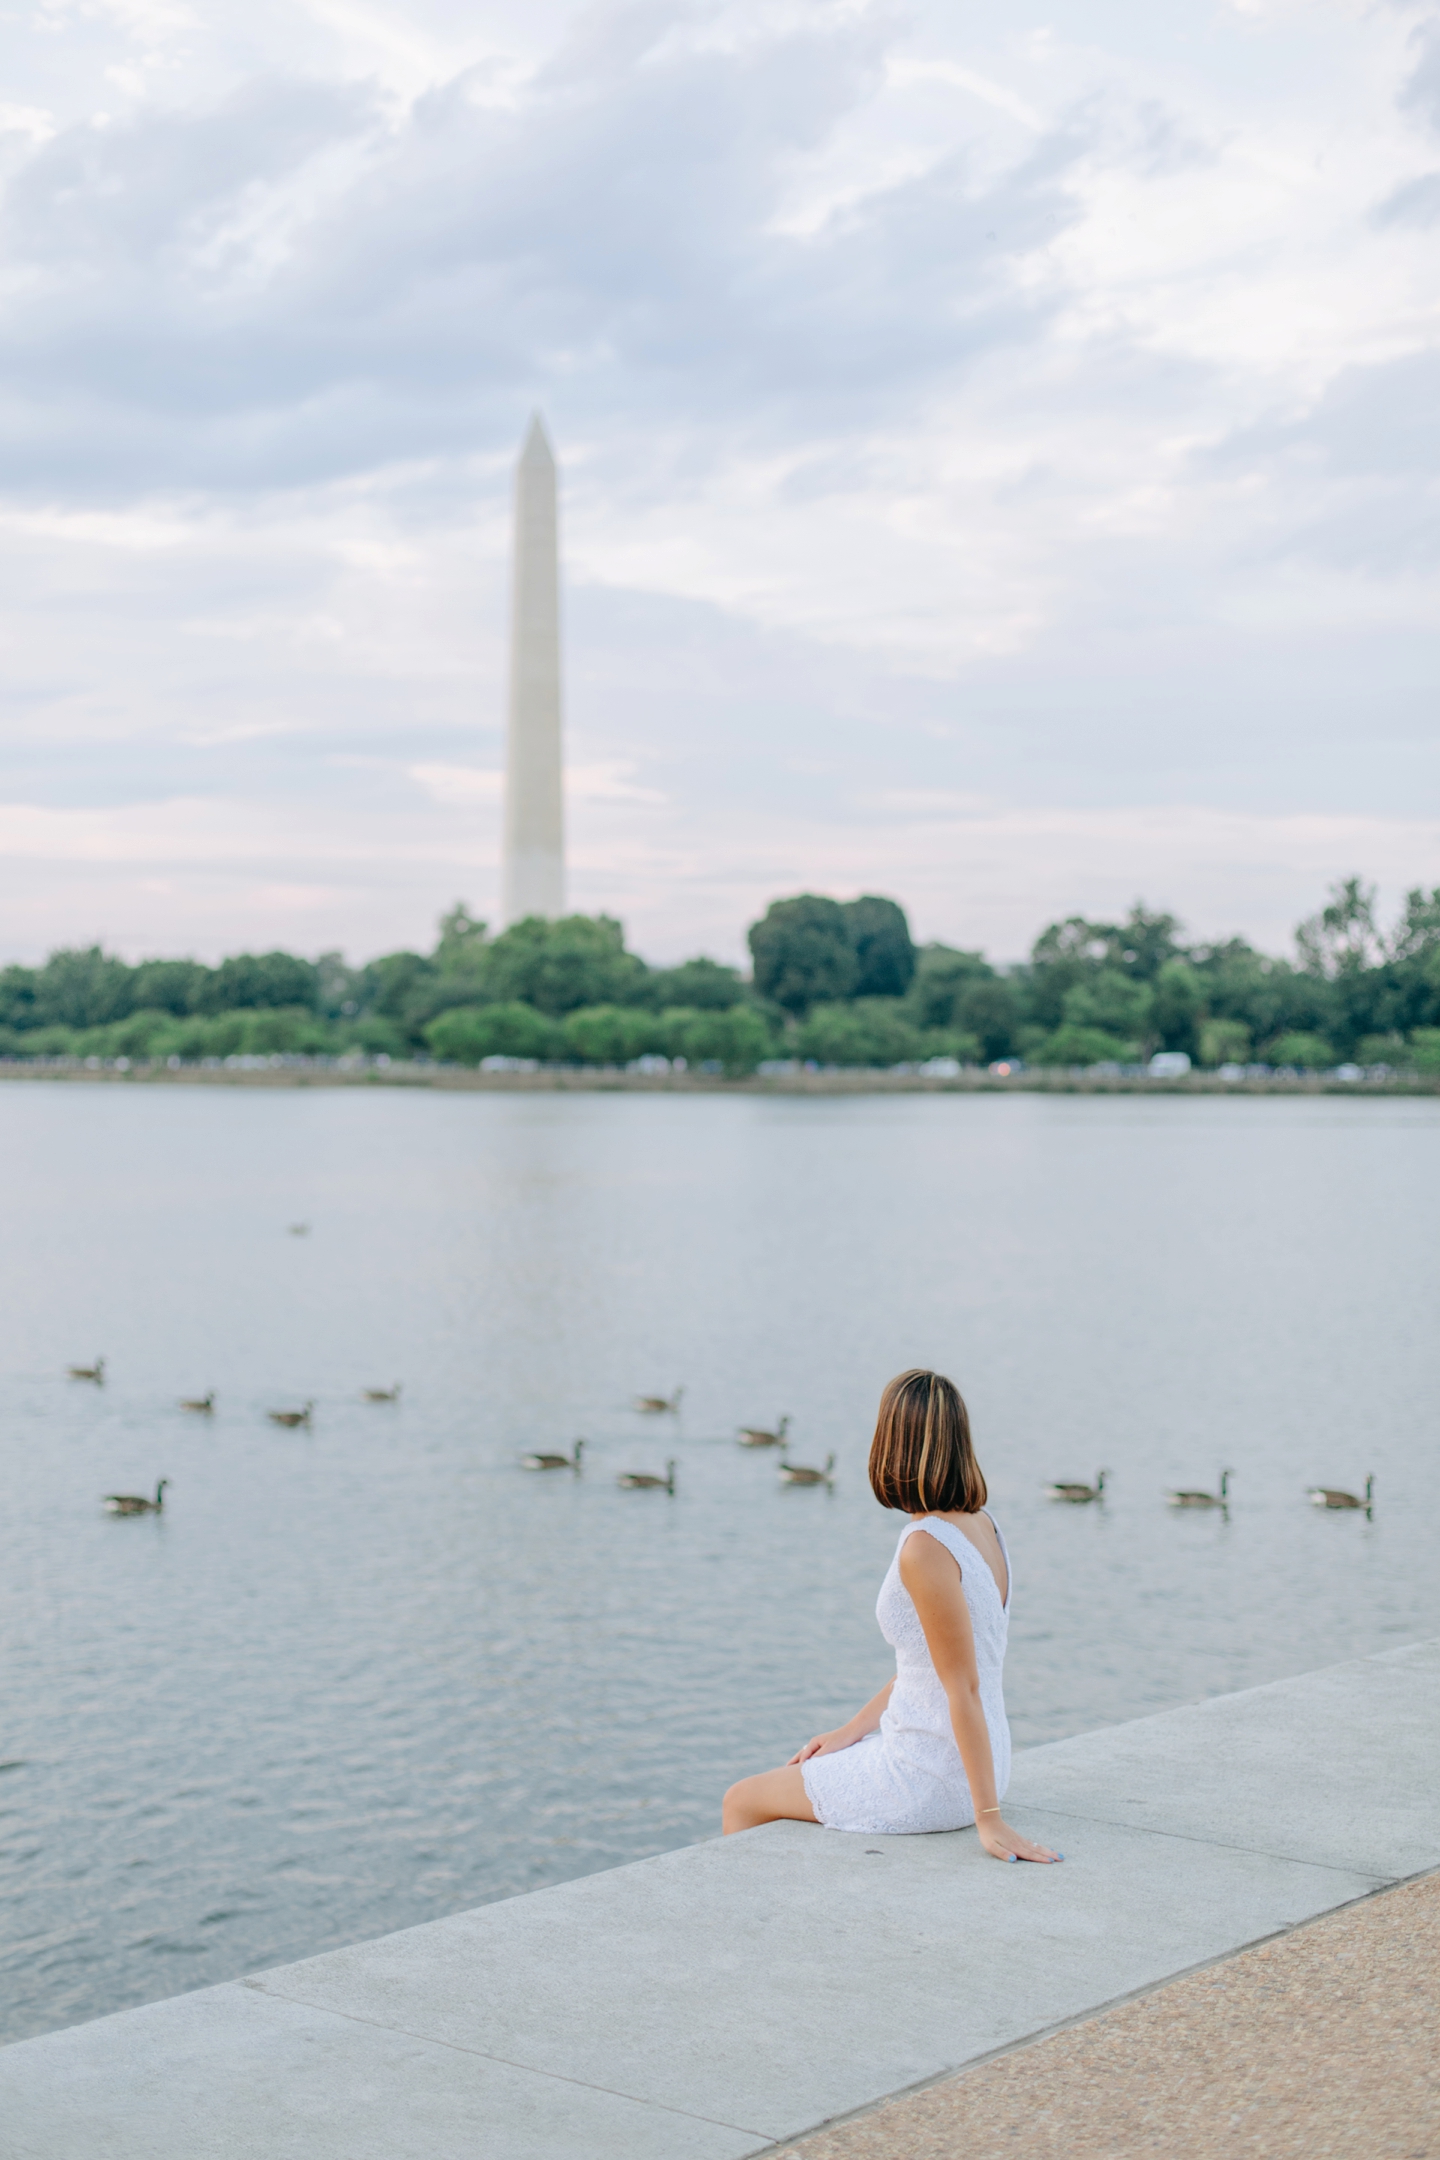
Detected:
left=1, top=1060, right=1435, bottom=1098
left=3, top=1641, right=1436, bottom=2158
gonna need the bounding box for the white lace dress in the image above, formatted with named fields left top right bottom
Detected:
left=801, top=1514, right=1012, bottom=1835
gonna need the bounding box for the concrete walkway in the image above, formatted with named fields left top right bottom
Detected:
left=774, top=1869, right=1440, bottom=2158
left=4, top=1640, right=1437, bottom=2159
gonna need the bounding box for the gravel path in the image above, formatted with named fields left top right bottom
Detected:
left=771, top=1869, right=1440, bottom=2160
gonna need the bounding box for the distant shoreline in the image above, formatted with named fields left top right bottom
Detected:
left=0, top=1060, right=1433, bottom=1097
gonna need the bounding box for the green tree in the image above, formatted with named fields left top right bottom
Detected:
left=1024, top=917, right=1114, bottom=1028
left=561, top=1005, right=662, bottom=1065
left=435, top=902, right=488, bottom=968
left=906, top=945, right=993, bottom=1028
left=1033, top=1022, right=1132, bottom=1066
left=0, top=965, right=38, bottom=1032
left=1389, top=887, right=1440, bottom=965
left=130, top=959, right=209, bottom=1015
left=1296, top=878, right=1382, bottom=977
left=338, top=1014, right=410, bottom=1057
left=426, top=1003, right=558, bottom=1063
left=1198, top=1018, right=1251, bottom=1067
left=315, top=951, right=366, bottom=1019
left=484, top=915, right=650, bottom=1016
left=1109, top=905, right=1185, bottom=980
left=1266, top=1031, right=1335, bottom=1070
left=842, top=896, right=916, bottom=998
left=31, top=946, right=134, bottom=1029
left=646, top=957, right=745, bottom=1010
left=1025, top=905, right=1183, bottom=1034
left=361, top=951, right=436, bottom=1046
left=669, top=1005, right=772, bottom=1076
left=955, top=978, right=1019, bottom=1062
left=797, top=999, right=924, bottom=1067
left=108, top=1009, right=183, bottom=1059
left=748, top=896, right=857, bottom=1016
left=1152, top=959, right=1203, bottom=1056
left=236, top=1008, right=335, bottom=1055
left=198, top=952, right=318, bottom=1014
left=1354, top=1031, right=1403, bottom=1065
left=1060, top=971, right=1153, bottom=1049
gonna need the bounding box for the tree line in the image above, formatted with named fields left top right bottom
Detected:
left=2, top=878, right=1437, bottom=1075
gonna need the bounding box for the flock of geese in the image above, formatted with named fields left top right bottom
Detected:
left=521, top=1397, right=837, bottom=1493
left=75, top=1355, right=1376, bottom=1521
left=1044, top=1467, right=1376, bottom=1516
left=71, top=1358, right=405, bottom=1515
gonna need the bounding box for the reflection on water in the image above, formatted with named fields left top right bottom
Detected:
left=1, top=1085, right=1436, bottom=2041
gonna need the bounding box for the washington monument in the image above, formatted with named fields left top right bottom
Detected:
left=501, top=414, right=565, bottom=925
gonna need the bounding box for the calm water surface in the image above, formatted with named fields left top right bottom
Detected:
left=2, top=1085, right=1437, bottom=2041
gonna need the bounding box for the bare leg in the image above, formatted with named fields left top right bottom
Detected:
left=722, top=1764, right=820, bottom=1835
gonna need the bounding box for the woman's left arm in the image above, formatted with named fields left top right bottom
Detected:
left=899, top=1532, right=1060, bottom=1864
left=787, top=1679, right=894, bottom=1765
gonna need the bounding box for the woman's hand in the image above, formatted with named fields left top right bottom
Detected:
left=977, top=1815, right=1063, bottom=1864
left=787, top=1730, right=854, bottom=1765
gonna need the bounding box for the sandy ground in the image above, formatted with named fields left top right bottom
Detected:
left=770, top=1870, right=1440, bottom=2160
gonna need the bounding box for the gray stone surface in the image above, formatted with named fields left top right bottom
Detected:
left=1, top=1982, right=763, bottom=2160
left=251, top=1821, right=1379, bottom=2143
left=1005, top=1640, right=1440, bottom=1879
left=4, top=1640, right=1436, bottom=2159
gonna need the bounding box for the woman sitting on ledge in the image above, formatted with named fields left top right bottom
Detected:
left=723, top=1368, right=1060, bottom=1865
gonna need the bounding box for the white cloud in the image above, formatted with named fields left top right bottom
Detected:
left=0, top=0, right=1436, bottom=967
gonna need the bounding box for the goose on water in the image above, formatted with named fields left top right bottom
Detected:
left=180, top=1392, right=215, bottom=1414
left=618, top=1460, right=676, bottom=1492
left=268, top=1402, right=314, bottom=1429
left=522, top=1439, right=585, bottom=1472
left=68, top=1358, right=105, bottom=1384
left=738, top=1416, right=790, bottom=1449
left=633, top=1388, right=684, bottom=1414
left=364, top=1383, right=402, bottom=1403
left=1167, top=1469, right=1233, bottom=1509
left=104, top=1479, right=168, bottom=1515
left=779, top=1452, right=836, bottom=1488
left=1045, top=1470, right=1108, bottom=1503
left=1308, top=1475, right=1374, bottom=1512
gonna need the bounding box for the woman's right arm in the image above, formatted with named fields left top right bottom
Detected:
left=900, top=1530, right=1059, bottom=1863
left=787, top=1679, right=894, bottom=1765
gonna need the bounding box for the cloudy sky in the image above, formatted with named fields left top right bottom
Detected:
left=2, top=0, right=1437, bottom=968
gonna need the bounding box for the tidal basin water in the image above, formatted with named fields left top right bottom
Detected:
left=2, top=1084, right=1437, bottom=2042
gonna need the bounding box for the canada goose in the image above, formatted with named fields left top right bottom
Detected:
left=618, top=1460, right=676, bottom=1492
left=179, top=1392, right=215, bottom=1414
left=267, top=1401, right=314, bottom=1429
left=364, top=1383, right=402, bottom=1403
left=1045, top=1471, right=1108, bottom=1503
left=1167, top=1469, right=1233, bottom=1509
left=779, top=1453, right=836, bottom=1487
left=738, top=1416, right=790, bottom=1449
left=634, top=1388, right=684, bottom=1414
left=522, top=1439, right=585, bottom=1472
left=104, top=1479, right=168, bottom=1515
left=1308, top=1475, right=1374, bottom=1512
left=68, top=1358, right=105, bottom=1383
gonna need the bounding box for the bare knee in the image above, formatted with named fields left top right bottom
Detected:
left=722, top=1777, right=762, bottom=1835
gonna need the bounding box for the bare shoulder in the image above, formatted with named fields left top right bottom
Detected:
left=899, top=1526, right=963, bottom=1588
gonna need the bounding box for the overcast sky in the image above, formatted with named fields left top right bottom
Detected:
left=2, top=0, right=1437, bottom=968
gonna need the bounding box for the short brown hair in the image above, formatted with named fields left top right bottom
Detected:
left=868, top=1369, right=986, bottom=1515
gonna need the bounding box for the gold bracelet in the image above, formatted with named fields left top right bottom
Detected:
left=980, top=1807, right=1001, bottom=1816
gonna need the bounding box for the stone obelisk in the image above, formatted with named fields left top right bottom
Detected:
left=501, top=414, right=565, bottom=925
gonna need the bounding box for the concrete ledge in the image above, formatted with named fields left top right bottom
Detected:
left=5, top=1642, right=1437, bottom=2159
